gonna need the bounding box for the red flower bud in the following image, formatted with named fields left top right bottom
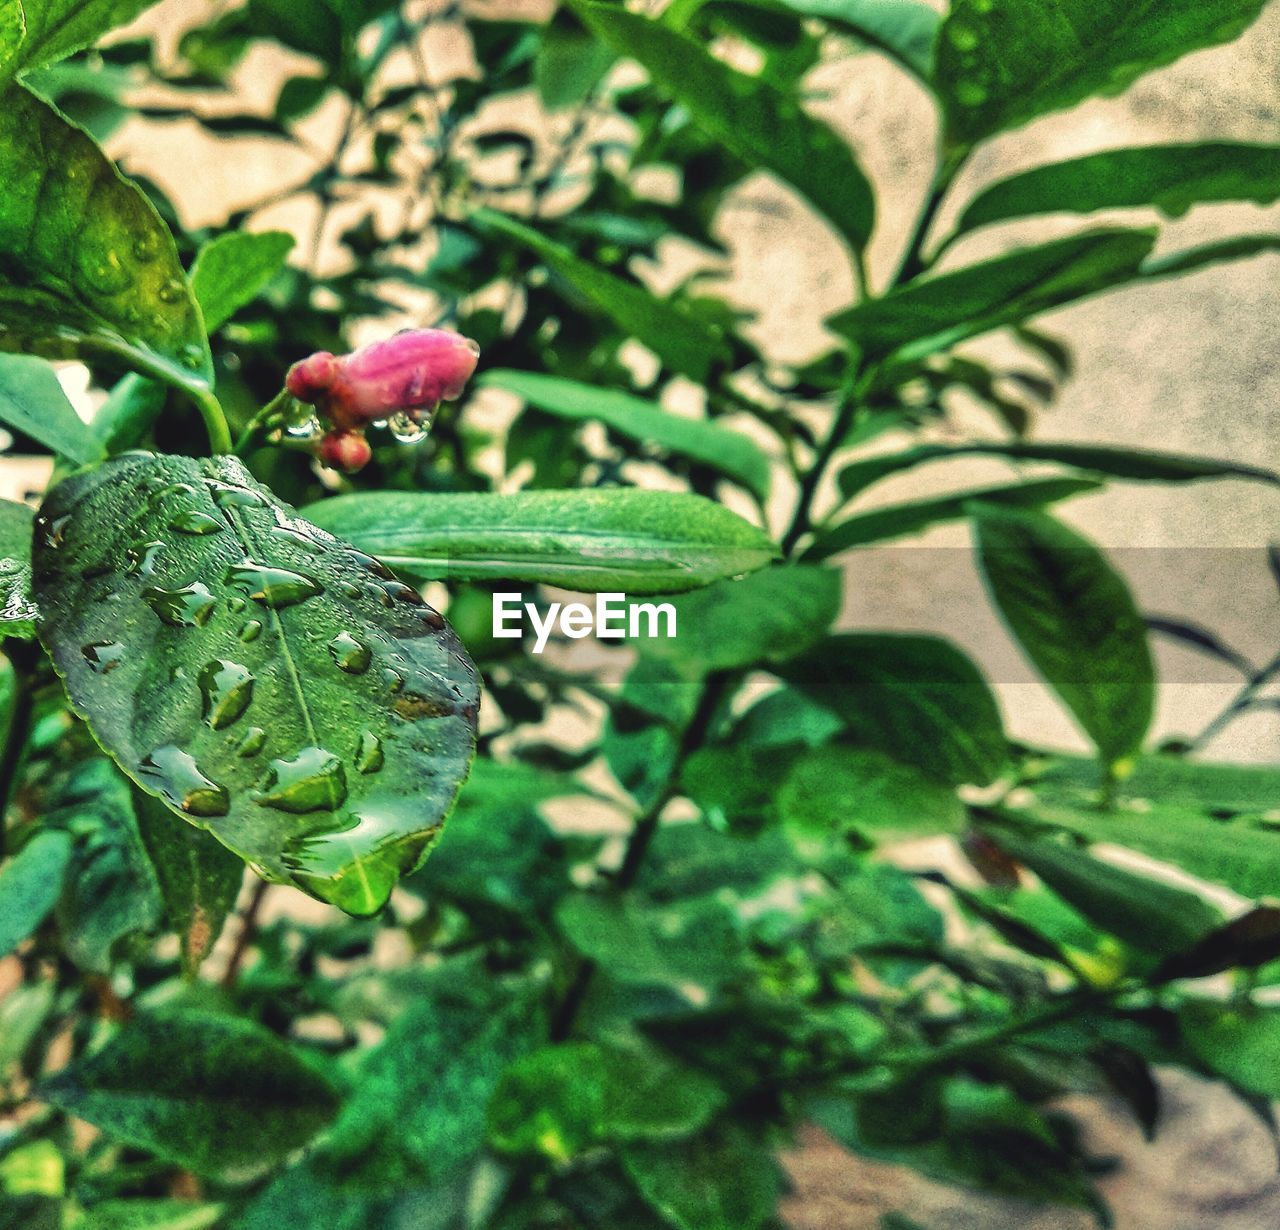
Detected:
left=286, top=329, right=480, bottom=430
left=316, top=429, right=372, bottom=473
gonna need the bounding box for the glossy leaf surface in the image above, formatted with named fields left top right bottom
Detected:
left=189, top=229, right=295, bottom=331
left=33, top=453, right=479, bottom=916
left=305, top=488, right=778, bottom=594
left=0, top=84, right=212, bottom=390
left=0, top=495, right=37, bottom=637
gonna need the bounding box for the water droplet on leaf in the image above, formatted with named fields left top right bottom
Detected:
left=140, top=746, right=229, bottom=817
left=198, top=659, right=255, bottom=729
left=237, top=727, right=267, bottom=758
left=354, top=732, right=384, bottom=774
left=387, top=411, right=429, bottom=444
left=170, top=509, right=224, bottom=535
left=328, top=631, right=372, bottom=674
left=239, top=619, right=263, bottom=642
left=225, top=560, right=323, bottom=608
left=82, top=641, right=124, bottom=673
left=143, top=581, right=216, bottom=627
left=255, top=746, right=348, bottom=813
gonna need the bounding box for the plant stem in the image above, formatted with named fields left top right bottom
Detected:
left=779, top=373, right=861, bottom=555
left=192, top=386, right=233, bottom=455
left=892, top=144, right=969, bottom=286
left=1189, top=648, right=1280, bottom=752
left=0, top=640, right=39, bottom=858
left=220, top=878, right=271, bottom=990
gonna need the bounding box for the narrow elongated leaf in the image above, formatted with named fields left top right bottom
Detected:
left=955, top=143, right=1280, bottom=237
left=304, top=489, right=778, bottom=594
left=38, top=1010, right=340, bottom=1177
left=990, top=828, right=1223, bottom=956
left=473, top=208, right=728, bottom=383
left=808, top=476, right=1098, bottom=558
left=1142, top=233, right=1280, bottom=281
left=972, top=504, right=1153, bottom=765
left=0, top=84, right=212, bottom=390
left=1181, top=1002, right=1280, bottom=1098
left=780, top=633, right=1007, bottom=785
left=933, top=0, right=1270, bottom=148
left=535, top=8, right=615, bottom=109
left=0, top=0, right=162, bottom=84
left=0, top=830, right=72, bottom=957
left=0, top=354, right=102, bottom=465
left=74, top=1201, right=224, bottom=1230
left=829, top=229, right=1156, bottom=361
left=135, top=789, right=244, bottom=975
left=0, top=495, right=37, bottom=637
left=190, top=230, right=295, bottom=332
left=482, top=369, right=772, bottom=500
left=837, top=439, right=1280, bottom=501
left=778, top=0, right=939, bottom=81
left=33, top=453, right=479, bottom=916
left=573, top=0, right=875, bottom=254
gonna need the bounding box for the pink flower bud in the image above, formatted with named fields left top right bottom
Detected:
left=316, top=429, right=372, bottom=473
left=286, top=329, right=480, bottom=430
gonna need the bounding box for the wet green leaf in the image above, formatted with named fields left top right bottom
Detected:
left=33, top=453, right=479, bottom=916
left=482, top=369, right=772, bottom=500
left=37, top=1010, right=340, bottom=1178
left=0, top=0, right=162, bottom=85
left=933, top=0, right=1269, bottom=148
left=474, top=208, right=729, bottom=382
left=0, top=354, right=102, bottom=465
left=829, top=229, right=1156, bottom=361
left=0, top=830, right=72, bottom=957
left=0, top=84, right=211, bottom=391
left=972, top=504, right=1153, bottom=766
left=0, top=495, right=37, bottom=637
left=955, top=143, right=1280, bottom=236
left=189, top=230, right=295, bottom=332
left=304, top=488, right=778, bottom=594
left=575, top=0, right=876, bottom=254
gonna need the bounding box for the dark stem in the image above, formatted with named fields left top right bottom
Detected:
left=779, top=380, right=860, bottom=555
left=0, top=639, right=41, bottom=858
left=1188, top=648, right=1280, bottom=753
left=220, top=878, right=271, bottom=990
left=893, top=145, right=969, bottom=286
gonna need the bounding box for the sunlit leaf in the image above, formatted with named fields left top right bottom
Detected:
left=778, top=0, right=940, bottom=82
left=0, top=0, right=162, bottom=85
left=189, top=229, right=295, bottom=332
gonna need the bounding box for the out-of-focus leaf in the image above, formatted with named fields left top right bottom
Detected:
left=0, top=354, right=103, bottom=465
left=0, top=0, right=161, bottom=85
left=574, top=1, right=876, bottom=254
left=781, top=633, right=1007, bottom=785
left=1181, top=1001, right=1280, bottom=1098
left=33, top=453, right=478, bottom=917
left=1157, top=907, right=1280, bottom=982
left=932, top=0, right=1270, bottom=148
left=808, top=476, right=1098, bottom=557
left=489, top=1043, right=606, bottom=1161
left=189, top=230, right=294, bottom=332
left=474, top=208, right=729, bottom=382
left=973, top=504, right=1153, bottom=766
left=955, top=143, right=1280, bottom=236
left=305, top=488, right=778, bottom=594
left=778, top=0, right=939, bottom=81
left=535, top=8, right=615, bottom=109
left=0, top=84, right=212, bottom=392
left=482, top=369, right=772, bottom=499
left=37, top=1010, right=340, bottom=1178
left=0, top=830, right=72, bottom=958
left=73, top=1201, right=224, bottom=1230
left=90, top=373, right=168, bottom=455
left=1142, top=233, right=1280, bottom=280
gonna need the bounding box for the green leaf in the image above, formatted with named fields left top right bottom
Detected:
left=933, top=0, right=1270, bottom=148
left=0, top=0, right=162, bottom=84
left=1141, top=233, right=1280, bottom=281
left=91, top=373, right=169, bottom=455
left=622, top=1124, right=782, bottom=1230
left=535, top=8, right=615, bottom=109
left=189, top=230, right=295, bottom=332
left=807, top=475, right=1099, bottom=558
left=0, top=84, right=211, bottom=391
left=829, top=229, right=1156, bottom=361
left=37, top=1010, right=339, bottom=1178
left=0, top=495, right=38, bottom=637
left=0, top=354, right=102, bottom=465
left=473, top=208, right=729, bottom=383
left=955, top=143, right=1280, bottom=237
left=73, top=1201, right=225, bottom=1230
left=482, top=369, right=772, bottom=500
left=779, top=744, right=964, bottom=839
left=596, top=1035, right=727, bottom=1141
left=837, top=438, right=1280, bottom=501
left=988, top=828, right=1223, bottom=956
left=635, top=564, right=840, bottom=675
left=304, top=488, right=778, bottom=595
left=780, top=633, right=1007, bottom=785
left=1180, top=1001, right=1280, bottom=1098
left=32, top=453, right=479, bottom=916
left=574, top=0, right=875, bottom=254
left=0, top=830, right=72, bottom=958
left=135, top=789, right=244, bottom=975
left=488, top=1042, right=606, bottom=1161
left=777, top=0, right=940, bottom=82
left=45, top=757, right=162, bottom=972
left=972, top=503, right=1153, bottom=765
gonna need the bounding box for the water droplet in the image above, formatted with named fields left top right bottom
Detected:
left=239, top=619, right=263, bottom=642
left=387, top=410, right=429, bottom=444
left=132, top=233, right=161, bottom=262
left=237, top=727, right=267, bottom=758
left=181, top=344, right=206, bottom=370
left=382, top=667, right=404, bottom=693
left=345, top=549, right=394, bottom=580
left=393, top=692, right=454, bottom=720
left=418, top=607, right=446, bottom=631
left=228, top=596, right=247, bottom=614
left=125, top=540, right=165, bottom=575
left=286, top=415, right=322, bottom=441
left=337, top=580, right=363, bottom=600
left=328, top=631, right=371, bottom=674
left=157, top=278, right=185, bottom=304
left=140, top=746, right=229, bottom=817
left=255, top=746, right=347, bottom=813
left=354, top=732, right=384, bottom=774
left=208, top=481, right=266, bottom=510
left=41, top=514, right=72, bottom=550
left=170, top=509, right=224, bottom=535
left=225, top=561, right=323, bottom=609
left=143, top=581, right=216, bottom=627
left=269, top=524, right=323, bottom=554
left=381, top=580, right=418, bottom=605
left=76, top=246, right=132, bottom=296
left=947, top=20, right=980, bottom=50
left=198, top=659, right=255, bottom=730
left=82, top=641, right=124, bottom=673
